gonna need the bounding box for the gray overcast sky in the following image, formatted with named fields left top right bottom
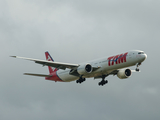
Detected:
left=1, top=0, right=160, bottom=120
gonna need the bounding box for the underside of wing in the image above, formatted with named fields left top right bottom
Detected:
left=94, top=68, right=136, bottom=80
left=94, top=70, right=118, bottom=79
left=11, top=56, right=79, bottom=70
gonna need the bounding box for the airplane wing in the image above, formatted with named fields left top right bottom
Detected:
left=94, top=69, right=138, bottom=79
left=11, top=56, right=79, bottom=70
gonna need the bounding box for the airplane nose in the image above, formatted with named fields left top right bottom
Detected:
left=137, top=52, right=147, bottom=62
left=144, top=54, right=147, bottom=59
left=142, top=54, right=147, bottom=61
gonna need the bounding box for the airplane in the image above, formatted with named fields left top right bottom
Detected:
left=11, top=50, right=147, bottom=86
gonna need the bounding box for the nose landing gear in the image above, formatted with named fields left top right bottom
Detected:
left=135, top=63, right=141, bottom=72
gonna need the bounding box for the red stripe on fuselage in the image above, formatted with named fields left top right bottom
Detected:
left=45, top=71, right=63, bottom=82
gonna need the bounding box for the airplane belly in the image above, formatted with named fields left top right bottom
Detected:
left=57, top=70, right=79, bottom=82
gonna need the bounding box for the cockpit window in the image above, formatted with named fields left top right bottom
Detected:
left=138, top=52, right=144, bottom=54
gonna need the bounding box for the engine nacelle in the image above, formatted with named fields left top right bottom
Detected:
left=77, top=64, right=93, bottom=75
left=117, top=69, right=132, bottom=79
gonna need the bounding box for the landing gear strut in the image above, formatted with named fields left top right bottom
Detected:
left=76, top=76, right=86, bottom=84
left=98, top=76, right=108, bottom=86
left=135, top=63, right=141, bottom=72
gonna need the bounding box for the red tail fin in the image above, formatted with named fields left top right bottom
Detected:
left=45, top=51, right=57, bottom=73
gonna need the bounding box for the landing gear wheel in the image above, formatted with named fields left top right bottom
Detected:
left=76, top=78, right=86, bottom=84
left=98, top=80, right=108, bottom=86
left=105, top=80, right=108, bottom=84
left=135, top=68, right=140, bottom=72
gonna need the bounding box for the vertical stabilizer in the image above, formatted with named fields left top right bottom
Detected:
left=45, top=51, right=57, bottom=73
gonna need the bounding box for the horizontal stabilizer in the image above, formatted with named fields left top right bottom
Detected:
left=24, top=73, right=52, bottom=77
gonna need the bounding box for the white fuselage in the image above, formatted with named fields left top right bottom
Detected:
left=57, top=50, right=147, bottom=82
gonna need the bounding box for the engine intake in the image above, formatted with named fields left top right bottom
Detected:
left=117, top=69, right=131, bottom=79
left=77, top=64, right=93, bottom=75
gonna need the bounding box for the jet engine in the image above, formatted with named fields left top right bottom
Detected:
left=117, top=69, right=132, bottom=79
left=77, top=64, right=93, bottom=75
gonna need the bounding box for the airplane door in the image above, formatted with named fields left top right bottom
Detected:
left=128, top=52, right=132, bottom=59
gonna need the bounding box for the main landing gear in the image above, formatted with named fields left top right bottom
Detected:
left=76, top=75, right=108, bottom=86
left=135, top=63, right=141, bottom=72
left=76, top=76, right=86, bottom=84
left=98, top=76, right=108, bottom=86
